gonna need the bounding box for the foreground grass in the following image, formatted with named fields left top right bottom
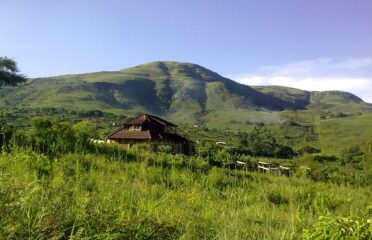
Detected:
left=1, top=149, right=371, bottom=239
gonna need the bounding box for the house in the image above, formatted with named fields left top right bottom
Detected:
left=107, top=113, right=194, bottom=155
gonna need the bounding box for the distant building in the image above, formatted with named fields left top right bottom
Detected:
left=107, top=113, right=194, bottom=155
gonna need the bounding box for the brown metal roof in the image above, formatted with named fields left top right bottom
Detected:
left=125, top=113, right=177, bottom=127
left=160, top=132, right=189, bottom=143
left=108, top=129, right=189, bottom=143
left=109, top=130, right=152, bottom=140
left=107, top=113, right=189, bottom=143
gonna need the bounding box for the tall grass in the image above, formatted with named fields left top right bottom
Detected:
left=0, top=148, right=371, bottom=239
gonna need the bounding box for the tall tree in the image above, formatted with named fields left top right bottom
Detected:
left=0, top=57, right=27, bottom=87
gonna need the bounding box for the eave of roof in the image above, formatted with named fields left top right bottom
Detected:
left=107, top=130, right=190, bottom=143
left=108, top=130, right=152, bottom=140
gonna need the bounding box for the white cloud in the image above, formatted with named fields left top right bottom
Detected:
left=229, top=58, right=372, bottom=103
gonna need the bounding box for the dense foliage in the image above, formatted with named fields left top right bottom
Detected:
left=239, top=124, right=295, bottom=158
left=0, top=57, right=27, bottom=87
left=303, top=208, right=372, bottom=240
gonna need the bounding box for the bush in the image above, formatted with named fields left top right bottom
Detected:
left=342, top=146, right=364, bottom=166
left=274, top=145, right=295, bottom=159
left=307, top=166, right=339, bottom=182
left=312, top=153, right=338, bottom=163
left=298, top=146, right=321, bottom=155
left=283, top=120, right=301, bottom=127
left=158, top=145, right=173, bottom=153
left=0, top=115, right=15, bottom=151
left=303, top=208, right=372, bottom=240
left=240, top=124, right=294, bottom=159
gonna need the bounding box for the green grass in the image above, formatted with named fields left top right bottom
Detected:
left=1, top=60, right=371, bottom=239
left=1, top=149, right=371, bottom=239
left=317, top=113, right=372, bottom=156
left=0, top=115, right=371, bottom=239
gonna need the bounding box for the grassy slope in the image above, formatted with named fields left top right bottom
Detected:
left=0, top=62, right=288, bottom=127
left=317, top=113, right=372, bottom=156
left=2, top=61, right=371, bottom=131
left=1, top=61, right=372, bottom=155
left=1, top=150, right=371, bottom=239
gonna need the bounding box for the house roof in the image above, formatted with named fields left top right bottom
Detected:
left=108, top=130, right=189, bottom=143
left=108, top=130, right=152, bottom=140
left=125, top=113, right=177, bottom=127
left=107, top=113, right=189, bottom=143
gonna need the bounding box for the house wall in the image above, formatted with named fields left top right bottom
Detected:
left=126, top=125, right=142, bottom=131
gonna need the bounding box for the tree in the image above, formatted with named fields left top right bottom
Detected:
left=0, top=114, right=14, bottom=150
left=274, top=145, right=295, bottom=159
left=239, top=124, right=294, bottom=158
left=72, top=120, right=98, bottom=151
left=0, top=57, right=27, bottom=87
left=246, top=124, right=277, bottom=157
left=31, top=119, right=75, bottom=155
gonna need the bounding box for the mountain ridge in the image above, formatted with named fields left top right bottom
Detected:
left=0, top=61, right=371, bottom=128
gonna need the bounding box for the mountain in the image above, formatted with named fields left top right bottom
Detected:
left=253, top=85, right=370, bottom=113
left=0, top=61, right=371, bottom=128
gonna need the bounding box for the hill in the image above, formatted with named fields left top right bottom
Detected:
left=0, top=61, right=371, bottom=129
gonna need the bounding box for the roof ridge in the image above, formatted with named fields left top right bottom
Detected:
left=144, top=113, right=176, bottom=126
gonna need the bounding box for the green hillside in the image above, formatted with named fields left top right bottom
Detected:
left=253, top=86, right=372, bottom=114
left=1, top=61, right=371, bottom=129
left=317, top=113, right=372, bottom=156
left=1, top=61, right=372, bottom=239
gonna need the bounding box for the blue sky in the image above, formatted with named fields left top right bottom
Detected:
left=1, top=0, right=372, bottom=102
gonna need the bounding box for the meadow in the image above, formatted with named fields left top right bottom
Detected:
left=0, top=118, right=371, bottom=239
left=1, top=149, right=371, bottom=239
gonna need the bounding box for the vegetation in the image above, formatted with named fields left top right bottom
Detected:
left=0, top=61, right=371, bottom=129
left=0, top=117, right=371, bottom=239
left=0, top=57, right=27, bottom=87
left=303, top=208, right=372, bottom=240
left=239, top=123, right=295, bottom=158
left=317, top=113, right=372, bottom=156
left=0, top=60, right=371, bottom=239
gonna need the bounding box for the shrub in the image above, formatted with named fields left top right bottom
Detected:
left=158, top=145, right=173, bottom=153
left=283, top=120, right=301, bottom=126
left=298, top=146, right=321, bottom=155
left=307, top=166, right=339, bottom=182
left=0, top=115, right=15, bottom=151
left=274, top=145, right=295, bottom=159
left=312, top=153, right=338, bottom=163
left=303, top=208, right=372, bottom=240
left=342, top=146, right=364, bottom=166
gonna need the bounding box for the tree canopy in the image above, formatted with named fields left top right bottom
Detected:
left=0, top=57, right=27, bottom=87
left=239, top=124, right=295, bottom=158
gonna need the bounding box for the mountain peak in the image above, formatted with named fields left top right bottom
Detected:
left=1, top=61, right=371, bottom=128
